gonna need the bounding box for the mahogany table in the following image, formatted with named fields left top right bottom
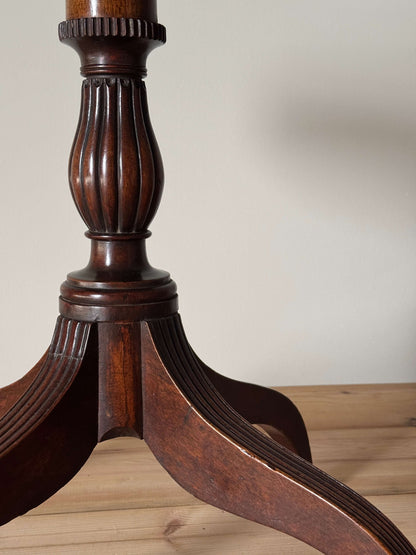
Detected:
left=0, top=1, right=414, bottom=553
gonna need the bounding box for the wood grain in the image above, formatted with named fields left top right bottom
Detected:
left=277, top=382, right=416, bottom=430
left=66, top=0, right=158, bottom=21
left=0, top=2, right=414, bottom=552
left=0, top=318, right=98, bottom=527
left=0, top=383, right=414, bottom=553
left=68, top=78, right=163, bottom=234
left=142, top=317, right=414, bottom=554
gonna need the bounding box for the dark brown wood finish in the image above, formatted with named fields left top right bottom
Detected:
left=142, top=316, right=415, bottom=554
left=0, top=0, right=414, bottom=553
left=200, top=360, right=312, bottom=462
left=97, top=322, right=143, bottom=441
left=58, top=12, right=176, bottom=322
left=0, top=318, right=97, bottom=526
left=0, top=354, right=48, bottom=420
left=66, top=0, right=157, bottom=21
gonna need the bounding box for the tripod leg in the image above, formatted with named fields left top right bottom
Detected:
left=200, top=361, right=312, bottom=461
left=142, top=315, right=415, bottom=555
left=0, top=353, right=48, bottom=419
left=0, top=317, right=98, bottom=525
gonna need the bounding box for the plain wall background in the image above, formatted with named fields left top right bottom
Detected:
left=1, top=0, right=416, bottom=387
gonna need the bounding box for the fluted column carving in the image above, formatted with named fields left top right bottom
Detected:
left=58, top=15, right=177, bottom=322
left=70, top=77, right=163, bottom=234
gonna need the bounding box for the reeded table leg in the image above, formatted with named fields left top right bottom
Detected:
left=0, top=1, right=414, bottom=552
left=0, top=318, right=98, bottom=525
left=142, top=315, right=415, bottom=555
left=201, top=361, right=312, bottom=461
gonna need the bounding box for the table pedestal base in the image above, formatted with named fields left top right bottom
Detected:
left=0, top=315, right=413, bottom=553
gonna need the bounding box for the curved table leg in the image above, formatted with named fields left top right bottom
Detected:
left=0, top=317, right=98, bottom=525
left=0, top=353, right=48, bottom=419
left=200, top=360, right=312, bottom=461
left=142, top=315, right=415, bottom=555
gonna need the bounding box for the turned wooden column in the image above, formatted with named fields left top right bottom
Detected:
left=0, top=3, right=414, bottom=553
left=59, top=0, right=177, bottom=323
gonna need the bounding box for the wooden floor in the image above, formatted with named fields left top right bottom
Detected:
left=1, top=383, right=415, bottom=554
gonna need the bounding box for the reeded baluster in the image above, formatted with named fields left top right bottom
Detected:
left=69, top=77, right=163, bottom=234
left=60, top=14, right=166, bottom=237
left=59, top=14, right=176, bottom=322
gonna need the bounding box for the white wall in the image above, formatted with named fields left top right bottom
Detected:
left=1, top=1, right=416, bottom=387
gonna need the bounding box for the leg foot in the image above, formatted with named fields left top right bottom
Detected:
left=0, top=317, right=98, bottom=525
left=142, top=315, right=415, bottom=554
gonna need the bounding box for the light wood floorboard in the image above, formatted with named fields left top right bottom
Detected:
left=1, top=384, right=415, bottom=553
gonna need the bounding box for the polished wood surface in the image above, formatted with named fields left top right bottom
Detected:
left=142, top=317, right=414, bottom=554
left=68, top=78, right=164, bottom=234
left=66, top=0, right=157, bottom=21
left=1, top=383, right=414, bottom=553
left=0, top=319, right=97, bottom=526
left=202, top=361, right=312, bottom=461
left=58, top=5, right=174, bottom=323
left=0, top=1, right=414, bottom=552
